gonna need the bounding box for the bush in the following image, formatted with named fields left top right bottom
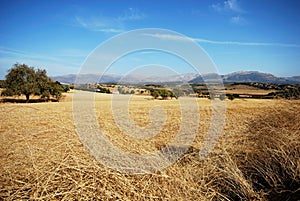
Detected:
left=208, top=93, right=215, bottom=100
left=219, top=94, right=226, bottom=100
left=151, top=90, right=160, bottom=99
left=227, top=94, right=235, bottom=101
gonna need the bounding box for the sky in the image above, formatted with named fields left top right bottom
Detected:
left=0, top=0, right=300, bottom=79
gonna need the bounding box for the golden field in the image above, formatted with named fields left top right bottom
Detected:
left=1, top=91, right=299, bottom=200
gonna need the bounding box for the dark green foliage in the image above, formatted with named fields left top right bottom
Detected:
left=96, top=86, right=111, bottom=94
left=3, top=64, right=37, bottom=101
left=0, top=80, right=5, bottom=88
left=151, top=90, right=160, bottom=99
left=150, top=88, right=174, bottom=100
left=227, top=94, right=235, bottom=101
left=159, top=89, right=171, bottom=99
left=1, top=63, right=65, bottom=102
left=62, top=84, right=70, bottom=92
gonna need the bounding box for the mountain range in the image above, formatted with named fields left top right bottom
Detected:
left=51, top=71, right=300, bottom=85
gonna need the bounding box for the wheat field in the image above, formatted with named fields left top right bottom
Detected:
left=1, top=91, right=299, bottom=200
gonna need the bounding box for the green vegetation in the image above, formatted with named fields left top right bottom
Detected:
left=150, top=88, right=175, bottom=100
left=151, top=90, right=160, bottom=99
left=172, top=87, right=184, bottom=99
left=96, top=86, right=111, bottom=94
left=1, top=63, right=67, bottom=102
left=0, top=80, right=5, bottom=88
left=227, top=94, right=235, bottom=101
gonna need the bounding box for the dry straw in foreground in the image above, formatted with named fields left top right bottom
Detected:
left=0, top=94, right=299, bottom=200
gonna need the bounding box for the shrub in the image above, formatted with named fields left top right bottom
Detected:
left=219, top=93, right=226, bottom=100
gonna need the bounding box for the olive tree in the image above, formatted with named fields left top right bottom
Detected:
left=3, top=63, right=38, bottom=102
left=2, top=63, right=64, bottom=102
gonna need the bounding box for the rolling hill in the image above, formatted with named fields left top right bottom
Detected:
left=51, top=71, right=300, bottom=84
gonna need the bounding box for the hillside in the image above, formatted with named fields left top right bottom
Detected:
left=190, top=71, right=300, bottom=84
left=52, top=71, right=300, bottom=84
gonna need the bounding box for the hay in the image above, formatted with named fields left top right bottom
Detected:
left=1, top=93, right=299, bottom=200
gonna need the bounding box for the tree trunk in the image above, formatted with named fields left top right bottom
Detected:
left=25, top=94, right=30, bottom=103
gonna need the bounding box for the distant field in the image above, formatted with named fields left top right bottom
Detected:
left=1, top=91, right=299, bottom=200
left=225, top=84, right=276, bottom=95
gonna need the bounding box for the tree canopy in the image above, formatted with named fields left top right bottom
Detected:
left=150, top=88, right=176, bottom=100
left=1, top=63, right=66, bottom=102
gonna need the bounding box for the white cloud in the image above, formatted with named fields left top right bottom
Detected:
left=96, top=28, right=124, bottom=33
left=230, top=15, right=246, bottom=25
left=118, top=8, right=145, bottom=21
left=74, top=8, right=145, bottom=33
left=212, top=0, right=246, bottom=24
left=143, top=33, right=300, bottom=48
left=212, top=0, right=244, bottom=13
left=0, top=47, right=84, bottom=77
left=211, top=3, right=223, bottom=12
left=142, top=33, right=190, bottom=41
left=224, top=0, right=244, bottom=13
left=195, top=38, right=300, bottom=47
left=74, top=16, right=124, bottom=33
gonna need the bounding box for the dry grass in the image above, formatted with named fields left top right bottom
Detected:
left=0, top=92, right=299, bottom=200
left=225, top=84, right=276, bottom=95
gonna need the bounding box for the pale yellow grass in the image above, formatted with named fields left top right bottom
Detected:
left=0, top=92, right=299, bottom=200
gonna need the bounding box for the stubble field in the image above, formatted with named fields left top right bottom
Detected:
left=1, top=91, right=299, bottom=200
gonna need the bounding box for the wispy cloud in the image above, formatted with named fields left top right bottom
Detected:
left=144, top=33, right=300, bottom=48
left=118, top=7, right=145, bottom=21
left=74, top=7, right=145, bottom=33
left=142, top=33, right=189, bottom=41
left=0, top=47, right=86, bottom=64
left=195, top=38, right=300, bottom=48
left=212, top=0, right=247, bottom=25
left=74, top=16, right=124, bottom=33
left=212, top=0, right=245, bottom=13
left=230, top=15, right=246, bottom=25
left=0, top=47, right=85, bottom=76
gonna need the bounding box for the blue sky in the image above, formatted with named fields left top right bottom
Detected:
left=0, top=0, right=300, bottom=79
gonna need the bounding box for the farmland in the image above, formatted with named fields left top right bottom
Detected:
left=1, top=91, right=299, bottom=200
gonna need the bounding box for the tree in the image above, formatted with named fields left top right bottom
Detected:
left=227, top=94, right=235, bottom=101
left=172, top=87, right=184, bottom=99
left=3, top=63, right=38, bottom=102
left=219, top=93, right=226, bottom=101
left=0, top=80, right=5, bottom=88
left=159, top=89, right=171, bottom=100
left=208, top=92, right=215, bottom=100
left=35, top=69, right=52, bottom=100
left=49, top=81, right=64, bottom=101
left=151, top=90, right=160, bottom=99
left=2, top=63, right=64, bottom=102
left=62, top=84, right=70, bottom=92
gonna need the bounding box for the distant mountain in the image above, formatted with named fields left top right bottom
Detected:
left=51, top=74, right=122, bottom=84
left=287, top=76, right=300, bottom=83
left=51, top=73, right=198, bottom=84
left=189, top=73, right=222, bottom=83
left=190, top=71, right=300, bottom=84
left=223, top=71, right=286, bottom=83
left=52, top=71, right=300, bottom=85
